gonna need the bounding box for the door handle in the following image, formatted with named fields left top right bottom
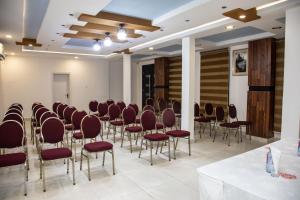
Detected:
left=66, top=93, right=69, bottom=98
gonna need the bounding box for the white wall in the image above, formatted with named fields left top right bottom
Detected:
left=281, top=6, right=300, bottom=140
left=108, top=59, right=123, bottom=102
left=0, top=61, right=4, bottom=120
left=1, top=54, right=109, bottom=118
left=229, top=44, right=249, bottom=121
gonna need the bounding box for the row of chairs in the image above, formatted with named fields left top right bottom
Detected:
left=0, top=103, right=29, bottom=196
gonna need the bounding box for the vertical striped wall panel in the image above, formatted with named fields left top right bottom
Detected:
left=200, top=49, right=229, bottom=113
left=168, top=56, right=182, bottom=101
left=274, top=39, right=284, bottom=132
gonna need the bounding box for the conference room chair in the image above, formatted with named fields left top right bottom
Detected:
left=31, top=103, right=43, bottom=143
left=80, top=115, right=115, bottom=180
left=57, top=104, right=68, bottom=121
left=3, top=113, right=24, bottom=127
left=128, top=103, right=140, bottom=124
left=97, top=102, right=109, bottom=131
left=145, top=98, right=154, bottom=106
left=204, top=103, right=216, bottom=121
left=107, top=104, right=123, bottom=143
left=106, top=99, right=114, bottom=106
left=89, top=100, right=98, bottom=114
left=117, top=101, right=126, bottom=113
left=214, top=106, right=239, bottom=146
left=138, top=110, right=170, bottom=165
left=52, top=101, right=61, bottom=114
left=172, top=100, right=181, bottom=128
left=6, top=108, right=22, bottom=116
left=0, top=120, right=28, bottom=196
left=10, top=103, right=23, bottom=110
left=143, top=105, right=165, bottom=131
left=8, top=105, right=23, bottom=112
left=70, top=110, right=87, bottom=161
left=33, top=107, right=49, bottom=145
left=228, top=104, right=252, bottom=142
left=162, top=108, right=191, bottom=159
left=39, top=117, right=75, bottom=192
left=63, top=106, right=77, bottom=144
left=121, top=106, right=143, bottom=153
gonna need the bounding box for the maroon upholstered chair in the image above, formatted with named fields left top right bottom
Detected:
left=172, top=100, right=181, bottom=127
left=80, top=115, right=115, bottom=180
left=52, top=101, right=61, bottom=113
left=204, top=103, right=216, bottom=121
left=0, top=120, right=28, bottom=196
left=107, top=99, right=114, bottom=106
left=214, top=106, right=239, bottom=146
left=70, top=111, right=87, bottom=161
left=31, top=104, right=44, bottom=142
left=107, top=104, right=123, bottom=143
left=146, top=98, right=154, bottom=106
left=33, top=107, right=49, bottom=145
left=11, top=103, right=23, bottom=110
left=89, top=100, right=98, bottom=114
left=97, top=102, right=109, bottom=131
left=40, top=117, right=75, bottom=191
left=194, top=103, right=201, bottom=119
left=57, top=104, right=68, bottom=121
left=158, top=98, right=167, bottom=114
left=117, top=101, right=126, bottom=113
left=162, top=109, right=191, bottom=159
left=63, top=106, right=77, bottom=133
left=228, top=104, right=252, bottom=142
left=129, top=103, right=140, bottom=123
left=9, top=105, right=23, bottom=112
left=3, top=113, right=24, bottom=126
left=138, top=110, right=170, bottom=165
left=142, top=105, right=165, bottom=131
left=121, top=107, right=143, bottom=153
left=6, top=108, right=22, bottom=116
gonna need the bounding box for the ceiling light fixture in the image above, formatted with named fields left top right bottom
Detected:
left=239, top=14, right=246, bottom=19
left=149, top=47, right=154, bottom=50
left=117, top=24, right=127, bottom=40
left=10, top=52, right=15, bottom=56
left=104, top=33, right=112, bottom=47
left=28, top=44, right=33, bottom=47
left=74, top=56, right=78, bottom=59
left=5, top=35, right=12, bottom=39
left=93, top=40, right=101, bottom=51
left=225, top=25, right=234, bottom=30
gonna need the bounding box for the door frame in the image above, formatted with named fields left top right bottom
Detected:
left=52, top=73, right=71, bottom=104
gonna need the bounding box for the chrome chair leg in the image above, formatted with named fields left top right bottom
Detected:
left=111, top=149, right=115, bottom=175
left=24, top=163, right=27, bottom=196
left=129, top=133, right=133, bottom=153
left=138, top=138, right=143, bottom=158
left=87, top=155, right=91, bottom=181
left=188, top=136, right=191, bottom=156
left=67, top=158, right=69, bottom=174
left=173, top=137, right=176, bottom=160
left=168, top=139, right=171, bottom=161
left=80, top=149, right=83, bottom=170
left=150, top=141, right=153, bottom=165
left=102, top=151, right=105, bottom=166
left=71, top=157, right=75, bottom=185
left=42, top=161, right=46, bottom=192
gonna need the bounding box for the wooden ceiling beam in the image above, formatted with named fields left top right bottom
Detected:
left=16, top=38, right=42, bottom=47
left=70, top=25, right=142, bottom=38
left=223, top=8, right=261, bottom=22
left=78, top=11, right=160, bottom=32
left=84, top=23, right=136, bottom=34
left=63, top=32, right=127, bottom=43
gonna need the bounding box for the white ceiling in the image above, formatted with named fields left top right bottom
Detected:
left=0, top=0, right=299, bottom=59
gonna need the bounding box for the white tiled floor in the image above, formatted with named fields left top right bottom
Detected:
left=0, top=123, right=265, bottom=200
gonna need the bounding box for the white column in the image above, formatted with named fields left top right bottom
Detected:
left=181, top=37, right=195, bottom=140
left=281, top=6, right=300, bottom=140
left=195, top=51, right=201, bottom=103
left=123, top=54, right=131, bottom=105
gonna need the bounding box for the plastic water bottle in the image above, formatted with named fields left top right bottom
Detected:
left=266, top=149, right=275, bottom=174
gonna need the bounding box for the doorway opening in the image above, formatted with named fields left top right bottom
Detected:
left=142, top=64, right=154, bottom=107
left=52, top=74, right=70, bottom=104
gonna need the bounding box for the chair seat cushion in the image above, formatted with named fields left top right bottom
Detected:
left=156, top=123, right=164, bottom=130
left=220, top=122, right=239, bottom=128
left=35, top=128, right=41, bottom=134
left=110, top=120, right=123, bottom=126
left=166, top=130, right=190, bottom=137
left=65, top=124, right=73, bottom=131
left=41, top=148, right=72, bottom=161
left=144, top=133, right=169, bottom=141
left=195, top=117, right=210, bottom=123
left=125, top=126, right=142, bottom=132
left=232, top=121, right=251, bottom=126
left=84, top=141, right=113, bottom=152
left=0, top=153, right=26, bottom=167
left=99, top=116, right=109, bottom=121
left=73, top=132, right=83, bottom=139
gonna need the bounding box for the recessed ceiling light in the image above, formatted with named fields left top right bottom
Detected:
left=5, top=35, right=12, bottom=39
left=222, top=6, right=227, bottom=9
left=225, top=25, right=234, bottom=30
left=104, top=33, right=112, bottom=47
left=74, top=56, right=78, bottom=59
left=239, top=15, right=246, bottom=19
left=272, top=26, right=282, bottom=30
left=185, top=19, right=190, bottom=22
left=149, top=47, right=154, bottom=50
left=117, top=24, right=127, bottom=40
left=93, top=40, right=101, bottom=51
left=10, top=52, right=15, bottom=56
left=28, top=44, right=33, bottom=47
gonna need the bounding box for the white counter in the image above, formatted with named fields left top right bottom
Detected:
left=197, top=139, right=300, bottom=200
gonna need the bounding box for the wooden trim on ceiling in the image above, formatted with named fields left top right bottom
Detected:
left=63, top=32, right=127, bottom=43
left=223, top=7, right=261, bottom=23
left=15, top=38, right=42, bottom=47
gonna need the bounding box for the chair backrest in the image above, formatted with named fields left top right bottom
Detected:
left=162, top=108, right=176, bottom=128
left=33, top=104, right=44, bottom=116
left=228, top=104, right=237, bottom=120
left=108, top=104, right=121, bottom=121
left=35, top=107, right=49, bottom=126
left=117, top=101, right=126, bottom=112
left=194, top=103, right=200, bottom=117
left=40, top=111, right=58, bottom=125
left=107, top=99, right=114, bottom=106
left=172, top=101, right=181, bottom=114
left=63, top=106, right=77, bottom=124
left=129, top=104, right=139, bottom=115
left=122, top=107, right=136, bottom=125
left=6, top=108, right=22, bottom=116
left=205, top=103, right=214, bottom=116
left=0, top=120, right=24, bottom=149
left=89, top=100, right=98, bottom=112
left=141, top=110, right=156, bottom=131
left=158, top=99, right=167, bottom=112
left=9, top=105, right=22, bottom=112
left=41, top=117, right=65, bottom=144
left=57, top=104, right=68, bottom=119
left=143, top=105, right=155, bottom=112
left=11, top=103, right=23, bottom=110
left=32, top=102, right=42, bottom=110
left=71, top=110, right=87, bottom=130
left=3, top=113, right=24, bottom=125
left=52, top=101, right=61, bottom=113
left=146, top=98, right=154, bottom=106
left=215, top=106, right=225, bottom=122
left=97, top=102, right=108, bottom=117
left=81, top=115, right=101, bottom=139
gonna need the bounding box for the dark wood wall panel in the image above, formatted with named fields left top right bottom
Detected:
left=200, top=49, right=229, bottom=112
left=154, top=57, right=169, bottom=100
left=168, top=56, right=182, bottom=101
left=274, top=39, right=284, bottom=132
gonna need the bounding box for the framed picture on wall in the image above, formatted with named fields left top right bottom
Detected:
left=232, top=48, right=248, bottom=76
